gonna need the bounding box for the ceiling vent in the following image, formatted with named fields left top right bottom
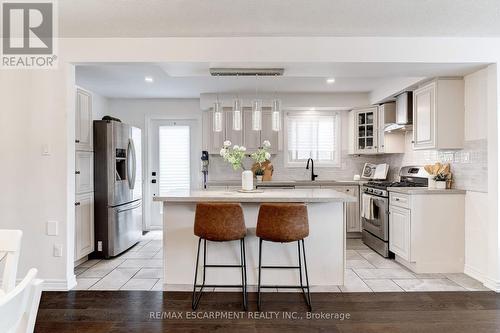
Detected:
left=209, top=68, right=284, bottom=76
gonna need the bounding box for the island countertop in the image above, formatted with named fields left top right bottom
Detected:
left=153, top=188, right=356, bottom=203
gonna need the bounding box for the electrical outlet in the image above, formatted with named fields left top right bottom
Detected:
left=53, top=244, right=63, bottom=257
left=97, top=241, right=103, bottom=252
left=47, top=220, right=58, bottom=236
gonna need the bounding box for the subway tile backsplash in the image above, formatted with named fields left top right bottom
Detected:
left=208, top=131, right=487, bottom=193
left=381, top=132, right=487, bottom=192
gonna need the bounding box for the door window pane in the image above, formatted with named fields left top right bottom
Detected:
left=159, top=126, right=190, bottom=194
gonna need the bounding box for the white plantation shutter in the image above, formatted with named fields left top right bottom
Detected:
left=287, top=112, right=340, bottom=166
left=159, top=126, right=190, bottom=194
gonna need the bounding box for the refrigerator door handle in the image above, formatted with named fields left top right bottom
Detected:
left=127, top=138, right=137, bottom=190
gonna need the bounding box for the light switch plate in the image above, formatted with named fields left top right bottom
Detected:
left=47, top=220, right=58, bottom=236
left=42, top=144, right=50, bottom=156
left=53, top=244, right=63, bottom=257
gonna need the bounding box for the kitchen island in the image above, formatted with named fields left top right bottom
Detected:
left=154, top=188, right=355, bottom=290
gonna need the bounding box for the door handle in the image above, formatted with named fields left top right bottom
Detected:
left=75, top=202, right=80, bottom=206
left=75, top=171, right=81, bottom=175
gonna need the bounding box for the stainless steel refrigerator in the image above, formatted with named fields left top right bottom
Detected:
left=93, top=120, right=142, bottom=258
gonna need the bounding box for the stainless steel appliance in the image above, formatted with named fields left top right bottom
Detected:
left=384, top=92, right=413, bottom=132
left=361, top=166, right=428, bottom=257
left=201, top=150, right=209, bottom=189
left=93, top=119, right=142, bottom=258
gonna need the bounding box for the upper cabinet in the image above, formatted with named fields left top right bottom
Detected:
left=260, top=110, right=279, bottom=154
left=348, top=104, right=405, bottom=155
left=413, top=79, right=464, bottom=150
left=243, top=109, right=261, bottom=151
left=225, top=108, right=243, bottom=147
left=352, top=106, right=379, bottom=154
left=75, top=88, right=93, bottom=151
left=202, top=109, right=226, bottom=154
left=203, top=107, right=281, bottom=154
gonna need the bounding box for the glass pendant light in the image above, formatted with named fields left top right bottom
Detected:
left=252, top=75, right=262, bottom=131
left=232, top=98, right=242, bottom=131
left=271, top=98, right=281, bottom=131
left=252, top=99, right=262, bottom=131
left=213, top=100, right=223, bottom=132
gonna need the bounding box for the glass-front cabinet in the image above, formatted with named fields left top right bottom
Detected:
left=353, top=106, right=379, bottom=154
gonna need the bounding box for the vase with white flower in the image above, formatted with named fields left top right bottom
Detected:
left=220, top=140, right=253, bottom=190
left=251, top=140, right=272, bottom=182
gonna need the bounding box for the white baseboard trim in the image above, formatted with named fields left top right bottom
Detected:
left=464, top=264, right=500, bottom=292
left=1, top=275, right=77, bottom=291
left=42, top=275, right=77, bottom=291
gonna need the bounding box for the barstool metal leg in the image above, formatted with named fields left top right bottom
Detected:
left=301, top=239, right=312, bottom=311
left=240, top=238, right=248, bottom=310
left=193, top=238, right=248, bottom=311
left=257, top=238, right=263, bottom=311
left=192, top=238, right=204, bottom=310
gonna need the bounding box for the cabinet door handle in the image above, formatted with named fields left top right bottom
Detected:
left=395, top=198, right=400, bottom=201
left=75, top=139, right=80, bottom=143
left=411, top=140, right=415, bottom=144
left=346, top=189, right=350, bottom=192
left=75, top=171, right=81, bottom=175
left=75, top=202, right=81, bottom=206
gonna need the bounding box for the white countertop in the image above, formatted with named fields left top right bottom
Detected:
left=153, top=188, right=356, bottom=203
left=388, top=187, right=467, bottom=195
left=206, top=180, right=365, bottom=187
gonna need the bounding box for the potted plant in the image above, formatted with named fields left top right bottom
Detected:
left=255, top=168, right=264, bottom=182
left=220, top=140, right=253, bottom=190
left=250, top=140, right=271, bottom=181
left=433, top=172, right=449, bottom=189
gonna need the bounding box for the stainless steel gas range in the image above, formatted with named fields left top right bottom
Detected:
left=361, top=166, right=428, bottom=257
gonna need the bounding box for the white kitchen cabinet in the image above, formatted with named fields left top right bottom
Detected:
left=75, top=151, right=94, bottom=194
left=353, top=106, right=378, bottom=154
left=349, top=104, right=404, bottom=155
left=75, top=192, right=95, bottom=261
left=243, top=109, right=261, bottom=151
left=202, top=109, right=226, bottom=154
left=224, top=108, right=243, bottom=147
left=413, top=79, right=464, bottom=150
left=388, top=190, right=465, bottom=273
left=75, top=88, right=93, bottom=151
left=203, top=107, right=281, bottom=154
left=389, top=205, right=411, bottom=261
left=261, top=110, right=280, bottom=154
left=322, top=185, right=361, bottom=232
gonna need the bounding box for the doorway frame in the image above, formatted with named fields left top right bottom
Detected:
left=144, top=114, right=201, bottom=231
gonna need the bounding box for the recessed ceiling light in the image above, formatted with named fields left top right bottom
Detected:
left=326, top=78, right=336, bottom=84
left=145, top=76, right=154, bottom=83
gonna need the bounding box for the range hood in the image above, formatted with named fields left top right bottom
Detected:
left=384, top=92, right=413, bottom=132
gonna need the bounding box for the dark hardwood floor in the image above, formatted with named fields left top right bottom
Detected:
left=35, top=291, right=500, bottom=333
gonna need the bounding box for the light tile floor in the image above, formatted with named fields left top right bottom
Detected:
left=73, top=235, right=490, bottom=292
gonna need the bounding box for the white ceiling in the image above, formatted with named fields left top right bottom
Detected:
left=75, top=62, right=486, bottom=98
left=60, top=0, right=500, bottom=37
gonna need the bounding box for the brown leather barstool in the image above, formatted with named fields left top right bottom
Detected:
left=256, top=203, right=312, bottom=311
left=192, top=202, right=247, bottom=310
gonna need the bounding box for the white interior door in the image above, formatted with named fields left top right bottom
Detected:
left=148, top=119, right=198, bottom=230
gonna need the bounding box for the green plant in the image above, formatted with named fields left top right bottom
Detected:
left=250, top=140, right=271, bottom=168
left=255, top=168, right=265, bottom=176
left=433, top=172, right=449, bottom=182
left=219, top=140, right=247, bottom=170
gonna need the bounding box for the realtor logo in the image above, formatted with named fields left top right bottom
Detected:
left=1, top=0, right=57, bottom=68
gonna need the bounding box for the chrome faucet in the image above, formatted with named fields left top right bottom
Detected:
left=306, top=158, right=318, bottom=181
